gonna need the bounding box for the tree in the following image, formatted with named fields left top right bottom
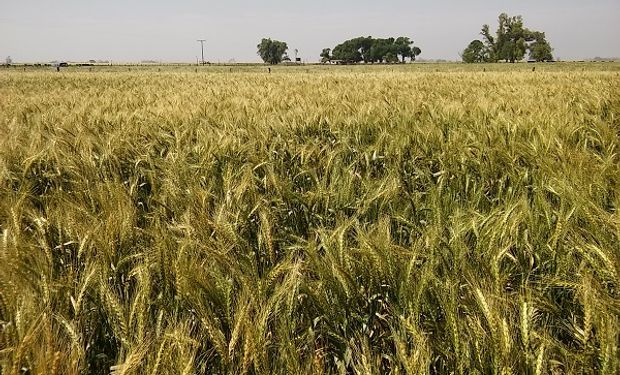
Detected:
left=385, top=52, right=399, bottom=64
left=529, top=32, right=553, bottom=61
left=394, top=37, right=413, bottom=62
left=352, top=36, right=374, bottom=63
left=411, top=46, right=422, bottom=61
left=465, top=13, right=553, bottom=63
left=480, top=24, right=496, bottom=61
left=5, top=56, right=12, bottom=65
left=461, top=40, right=488, bottom=63
left=368, top=38, right=392, bottom=63
left=331, top=40, right=362, bottom=63
left=257, top=38, right=288, bottom=64
left=495, top=14, right=529, bottom=62
left=320, top=48, right=332, bottom=63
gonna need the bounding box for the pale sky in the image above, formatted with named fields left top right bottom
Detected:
left=1, top=0, right=618, bottom=63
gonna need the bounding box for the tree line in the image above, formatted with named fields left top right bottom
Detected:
left=257, top=36, right=421, bottom=65
left=463, top=13, right=553, bottom=63
left=320, top=36, right=421, bottom=64
left=256, top=13, right=552, bottom=64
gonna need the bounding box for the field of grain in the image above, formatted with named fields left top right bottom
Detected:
left=1, top=65, right=619, bottom=374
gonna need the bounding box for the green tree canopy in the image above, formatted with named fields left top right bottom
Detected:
left=325, top=36, right=421, bottom=64
left=465, top=13, right=553, bottom=63
left=411, top=46, right=422, bottom=61
left=461, top=40, right=488, bottom=63
left=320, top=48, right=332, bottom=63
left=331, top=40, right=363, bottom=63
left=529, top=31, right=554, bottom=62
left=368, top=38, right=395, bottom=63
left=257, top=38, right=289, bottom=64
left=395, top=37, right=414, bottom=62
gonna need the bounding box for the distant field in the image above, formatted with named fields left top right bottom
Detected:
left=0, top=65, right=619, bottom=374
left=5, top=60, right=620, bottom=73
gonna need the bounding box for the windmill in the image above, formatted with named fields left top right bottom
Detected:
left=197, top=39, right=206, bottom=65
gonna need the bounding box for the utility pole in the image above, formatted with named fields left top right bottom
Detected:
left=197, top=39, right=206, bottom=65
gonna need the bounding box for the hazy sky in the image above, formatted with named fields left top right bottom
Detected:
left=1, top=0, right=618, bottom=63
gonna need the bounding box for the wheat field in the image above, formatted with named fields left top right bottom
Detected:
left=0, top=65, right=619, bottom=374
